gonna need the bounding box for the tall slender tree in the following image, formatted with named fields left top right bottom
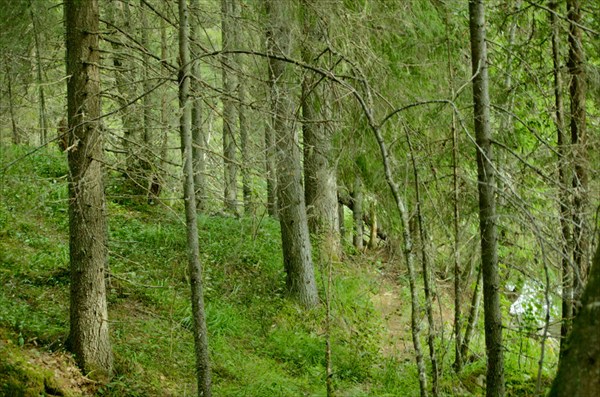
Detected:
left=549, top=0, right=573, bottom=352
left=178, top=0, right=212, bottom=394
left=191, top=0, right=207, bottom=212
left=29, top=0, right=47, bottom=145
left=65, top=0, right=112, bottom=378
left=221, top=0, right=238, bottom=214
left=265, top=0, right=318, bottom=308
left=468, top=1, right=504, bottom=395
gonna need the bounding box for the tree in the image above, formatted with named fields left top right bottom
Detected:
left=351, top=175, right=364, bottom=251
left=549, top=239, right=600, bottom=396
left=190, top=0, right=207, bottom=212
left=549, top=0, right=573, bottom=352
left=64, top=0, right=112, bottom=378
left=567, top=0, right=589, bottom=312
left=301, top=0, right=340, bottom=261
left=105, top=0, right=146, bottom=197
left=178, top=0, right=212, bottom=394
left=265, top=0, right=318, bottom=308
left=468, top=1, right=504, bottom=395
left=221, top=0, right=238, bottom=214
left=29, top=0, right=48, bottom=145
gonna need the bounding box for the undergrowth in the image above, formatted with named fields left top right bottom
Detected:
left=0, top=145, right=555, bottom=396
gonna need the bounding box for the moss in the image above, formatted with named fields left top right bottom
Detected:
left=0, top=359, right=46, bottom=396
left=0, top=340, right=71, bottom=397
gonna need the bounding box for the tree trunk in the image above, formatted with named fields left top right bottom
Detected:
left=191, top=0, right=207, bottom=212
left=567, top=0, right=588, bottom=313
left=368, top=203, right=377, bottom=250
left=301, top=0, right=340, bottom=261
left=158, top=14, right=170, bottom=205
left=65, top=0, right=112, bottom=378
left=266, top=0, right=318, bottom=308
left=549, top=240, right=600, bottom=397
left=140, top=0, right=154, bottom=201
left=5, top=60, right=19, bottom=145
left=352, top=176, right=363, bottom=251
left=468, top=1, right=505, bottom=395
left=221, top=0, right=238, bottom=214
left=460, top=264, right=483, bottom=361
left=549, top=0, right=573, bottom=353
left=338, top=199, right=346, bottom=242
left=107, top=0, right=144, bottom=195
left=264, top=22, right=278, bottom=218
left=264, top=117, right=278, bottom=217
left=408, top=134, right=439, bottom=397
left=179, top=0, right=212, bottom=395
left=234, top=0, right=252, bottom=215
left=30, top=1, right=47, bottom=145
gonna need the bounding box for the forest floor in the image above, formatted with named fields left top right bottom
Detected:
left=0, top=146, right=553, bottom=396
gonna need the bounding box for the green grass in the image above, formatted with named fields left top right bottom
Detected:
left=0, top=145, right=556, bottom=396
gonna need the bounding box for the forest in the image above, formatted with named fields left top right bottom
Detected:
left=0, top=0, right=599, bottom=396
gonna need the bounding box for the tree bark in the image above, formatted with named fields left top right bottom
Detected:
left=65, top=0, right=112, bottom=378
left=468, top=1, right=505, bottom=395
left=266, top=0, right=318, bottom=308
left=567, top=0, right=588, bottom=313
left=460, top=264, right=482, bottom=362
left=106, top=0, right=145, bottom=195
left=352, top=176, right=364, bottom=251
left=5, top=59, right=19, bottom=145
left=264, top=19, right=278, bottom=218
left=191, top=0, right=207, bottom=212
left=408, top=133, right=439, bottom=397
left=549, top=240, right=600, bottom=397
left=264, top=118, right=278, bottom=217
left=140, top=0, right=154, bottom=201
left=549, top=0, right=573, bottom=353
left=30, top=0, right=47, bottom=145
left=301, top=0, right=340, bottom=261
left=221, top=0, right=238, bottom=214
left=179, top=0, right=212, bottom=395
left=234, top=0, right=252, bottom=215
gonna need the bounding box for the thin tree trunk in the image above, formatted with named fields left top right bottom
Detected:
left=221, top=0, right=238, bottom=214
left=360, top=89, right=429, bottom=397
left=140, top=0, right=153, bottom=199
left=443, top=1, right=462, bottom=371
left=65, top=0, right=112, bottom=378
left=408, top=133, right=439, bottom=397
left=468, top=1, right=505, bottom=395
left=567, top=0, right=588, bottom=314
left=352, top=176, right=363, bottom=252
left=266, top=0, right=318, bottom=308
left=107, top=0, right=144, bottom=192
left=178, top=1, right=212, bottom=395
left=325, top=254, right=334, bottom=397
left=191, top=0, right=207, bottom=212
left=549, top=0, right=573, bottom=354
left=264, top=24, right=277, bottom=218
left=338, top=199, right=346, bottom=242
left=234, top=0, right=252, bottom=215
left=30, top=1, right=47, bottom=145
left=460, top=265, right=483, bottom=361
left=5, top=60, right=19, bottom=145
left=368, top=203, right=377, bottom=250
left=158, top=15, right=169, bottom=203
